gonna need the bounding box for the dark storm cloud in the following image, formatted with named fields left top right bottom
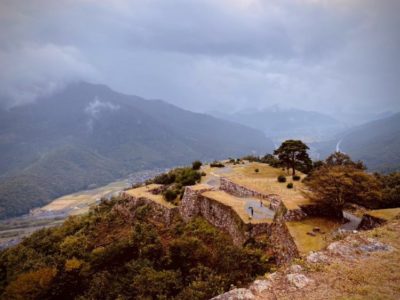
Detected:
left=0, top=0, right=399, bottom=114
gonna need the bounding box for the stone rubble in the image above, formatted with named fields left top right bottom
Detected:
left=249, top=279, right=272, bottom=294
left=288, top=264, right=303, bottom=273
left=307, top=251, right=330, bottom=264
left=211, top=288, right=255, bottom=300
left=286, top=273, right=314, bottom=289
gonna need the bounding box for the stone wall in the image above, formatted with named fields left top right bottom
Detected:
left=195, top=193, right=259, bottom=245
left=220, top=177, right=272, bottom=200
left=180, top=186, right=272, bottom=246
left=358, top=214, right=387, bottom=230
left=284, top=209, right=308, bottom=221
left=269, top=219, right=299, bottom=265
left=179, top=186, right=298, bottom=266
left=219, top=177, right=307, bottom=221
left=118, top=192, right=180, bottom=225
left=180, top=186, right=213, bottom=221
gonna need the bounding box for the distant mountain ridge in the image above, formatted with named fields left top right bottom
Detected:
left=338, top=112, right=400, bottom=172
left=0, top=82, right=273, bottom=218
left=210, top=106, right=344, bottom=142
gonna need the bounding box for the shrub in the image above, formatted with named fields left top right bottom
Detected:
left=261, top=154, right=281, bottom=168
left=241, top=155, right=260, bottom=162
left=287, top=183, right=293, bottom=189
left=192, top=160, right=202, bottom=170
left=163, top=189, right=178, bottom=202
left=210, top=161, right=225, bottom=168
left=254, top=169, right=259, bottom=173
left=277, top=175, right=286, bottom=183
left=153, top=173, right=176, bottom=185
left=292, top=175, right=301, bottom=181
left=200, top=171, right=206, bottom=176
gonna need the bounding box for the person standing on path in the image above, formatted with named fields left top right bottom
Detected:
left=249, top=206, right=254, bottom=217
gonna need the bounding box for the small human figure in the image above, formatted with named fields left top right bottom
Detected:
left=260, top=200, right=263, bottom=207
left=249, top=206, right=254, bottom=217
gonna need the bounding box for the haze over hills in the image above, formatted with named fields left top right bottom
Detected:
left=210, top=106, right=344, bottom=143
left=336, top=112, right=400, bottom=172
left=0, top=82, right=273, bottom=219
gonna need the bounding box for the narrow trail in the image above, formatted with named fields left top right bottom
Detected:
left=340, top=211, right=362, bottom=231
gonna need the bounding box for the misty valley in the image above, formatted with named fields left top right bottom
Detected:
left=1, top=1, right=400, bottom=299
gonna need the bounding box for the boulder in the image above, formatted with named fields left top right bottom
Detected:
left=211, top=288, right=255, bottom=300
left=289, top=264, right=303, bottom=273
left=286, top=273, right=314, bottom=289
left=358, top=238, right=394, bottom=253
left=307, top=251, right=329, bottom=264
left=249, top=279, right=272, bottom=294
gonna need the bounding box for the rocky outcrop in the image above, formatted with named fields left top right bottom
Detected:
left=358, top=213, right=387, bottom=230
left=118, top=192, right=179, bottom=225
left=286, top=273, right=314, bottom=289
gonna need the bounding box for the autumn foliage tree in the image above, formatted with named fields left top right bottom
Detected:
left=325, top=151, right=366, bottom=170
left=305, top=164, right=383, bottom=210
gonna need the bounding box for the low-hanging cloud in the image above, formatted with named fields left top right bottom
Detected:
left=0, top=0, right=399, bottom=115
left=0, top=43, right=97, bottom=108
left=85, top=97, right=120, bottom=131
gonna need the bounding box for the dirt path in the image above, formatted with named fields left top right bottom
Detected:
left=244, top=198, right=275, bottom=220
left=339, top=211, right=362, bottom=231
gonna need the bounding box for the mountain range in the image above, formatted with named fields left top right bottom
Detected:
left=210, top=106, right=344, bottom=143
left=0, top=82, right=273, bottom=218
left=337, top=112, right=400, bottom=172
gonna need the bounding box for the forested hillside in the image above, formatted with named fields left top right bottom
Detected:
left=337, top=113, right=400, bottom=172
left=0, top=198, right=267, bottom=299
left=0, top=82, right=273, bottom=218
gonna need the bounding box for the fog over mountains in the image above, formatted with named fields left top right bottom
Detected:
left=0, top=82, right=273, bottom=218
left=210, top=106, right=345, bottom=143
left=335, top=113, right=400, bottom=173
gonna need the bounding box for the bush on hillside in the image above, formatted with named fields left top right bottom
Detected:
left=287, top=183, right=293, bottom=189
left=261, top=154, right=281, bottom=168
left=152, top=172, right=176, bottom=185
left=192, top=160, right=202, bottom=170
left=241, top=155, right=260, bottom=162
left=163, top=188, right=179, bottom=203
left=376, top=172, right=400, bottom=208
left=210, top=161, right=225, bottom=168
left=254, top=169, right=259, bottom=173
left=277, top=175, right=286, bottom=183
left=292, top=175, right=301, bottom=181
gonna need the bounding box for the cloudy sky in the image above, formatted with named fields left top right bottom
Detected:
left=0, top=0, right=399, bottom=115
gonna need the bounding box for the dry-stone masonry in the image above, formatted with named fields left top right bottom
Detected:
left=119, top=192, right=179, bottom=225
